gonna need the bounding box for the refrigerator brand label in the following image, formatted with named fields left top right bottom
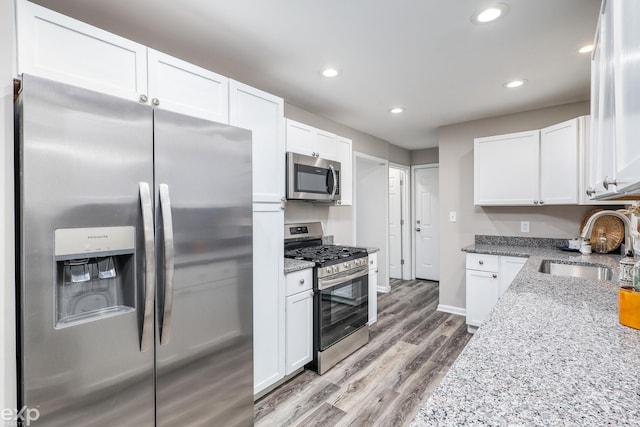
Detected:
left=54, top=226, right=135, bottom=257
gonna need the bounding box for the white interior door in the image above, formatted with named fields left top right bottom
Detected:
left=388, top=168, right=403, bottom=279
left=414, top=166, right=439, bottom=281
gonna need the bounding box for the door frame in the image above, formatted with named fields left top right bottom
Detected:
left=411, top=163, right=439, bottom=280
left=389, top=163, right=411, bottom=280
left=353, top=151, right=390, bottom=292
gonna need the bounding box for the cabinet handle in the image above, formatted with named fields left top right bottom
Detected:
left=539, top=200, right=544, bottom=205
left=299, top=279, right=305, bottom=285
left=416, top=228, right=421, bottom=232
left=492, top=273, right=497, bottom=278
left=602, top=176, right=618, bottom=190
left=586, top=187, right=596, bottom=197
left=370, top=260, right=374, bottom=264
left=139, top=94, right=148, bottom=103
left=310, top=290, right=314, bottom=297
left=375, top=269, right=378, bottom=273
left=533, top=200, right=539, bottom=205
left=280, top=196, right=287, bottom=210
left=152, top=98, right=160, bottom=106
left=478, top=260, right=484, bottom=265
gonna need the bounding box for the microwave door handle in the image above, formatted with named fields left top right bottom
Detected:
left=329, top=164, right=337, bottom=200
left=139, top=182, right=155, bottom=353
left=159, top=184, right=175, bottom=346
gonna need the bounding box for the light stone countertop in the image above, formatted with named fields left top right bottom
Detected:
left=284, top=257, right=315, bottom=274
left=411, top=244, right=640, bottom=426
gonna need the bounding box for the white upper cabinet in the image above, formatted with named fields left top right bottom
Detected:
left=474, top=130, right=540, bottom=206
left=612, top=0, right=640, bottom=194
left=285, top=119, right=337, bottom=160
left=475, top=117, right=597, bottom=206
left=336, top=136, right=353, bottom=206
left=148, top=49, right=229, bottom=124
left=589, top=0, right=640, bottom=198
left=229, top=80, right=285, bottom=204
left=16, top=0, right=147, bottom=102
left=540, top=119, right=579, bottom=205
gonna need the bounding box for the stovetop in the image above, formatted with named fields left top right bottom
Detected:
left=284, top=244, right=368, bottom=267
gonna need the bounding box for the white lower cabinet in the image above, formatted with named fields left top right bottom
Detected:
left=285, top=269, right=313, bottom=375
left=466, top=253, right=526, bottom=332
left=368, top=252, right=378, bottom=325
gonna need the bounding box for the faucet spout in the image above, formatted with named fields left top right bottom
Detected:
left=580, top=210, right=634, bottom=256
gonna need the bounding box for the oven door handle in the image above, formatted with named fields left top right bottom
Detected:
left=318, top=265, right=369, bottom=290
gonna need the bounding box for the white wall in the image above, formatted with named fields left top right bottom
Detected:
left=1, top=0, right=17, bottom=419
left=355, top=155, right=389, bottom=291
left=438, top=101, right=597, bottom=311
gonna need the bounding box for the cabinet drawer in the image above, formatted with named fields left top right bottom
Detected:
left=368, top=252, right=378, bottom=271
left=465, top=253, right=499, bottom=272
left=285, top=268, right=312, bottom=296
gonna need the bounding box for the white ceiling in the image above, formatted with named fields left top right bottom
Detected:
left=32, top=0, right=601, bottom=150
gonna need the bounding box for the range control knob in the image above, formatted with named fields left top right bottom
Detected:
left=326, top=267, right=332, bottom=274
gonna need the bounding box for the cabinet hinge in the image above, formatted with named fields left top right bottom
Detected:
left=401, top=259, right=405, bottom=265
left=400, top=179, right=404, bottom=186
left=400, top=219, right=405, bottom=225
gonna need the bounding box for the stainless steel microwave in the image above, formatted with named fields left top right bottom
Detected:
left=286, top=152, right=341, bottom=202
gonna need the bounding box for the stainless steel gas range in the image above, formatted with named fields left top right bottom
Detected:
left=284, top=222, right=369, bottom=374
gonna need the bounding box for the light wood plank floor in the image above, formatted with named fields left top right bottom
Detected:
left=254, top=278, right=472, bottom=427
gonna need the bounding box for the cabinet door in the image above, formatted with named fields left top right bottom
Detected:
left=595, top=0, right=618, bottom=195
left=498, top=256, right=526, bottom=297
left=368, top=270, right=378, bottom=325
left=336, top=137, right=353, bottom=205
left=285, top=119, right=315, bottom=156
left=148, top=49, right=229, bottom=123
left=368, top=253, right=378, bottom=324
left=230, top=80, right=284, bottom=204
left=285, top=290, right=313, bottom=375
left=613, top=0, right=640, bottom=193
left=540, top=119, right=579, bottom=205
left=16, top=0, right=147, bottom=102
left=253, top=206, right=285, bottom=394
left=474, top=130, right=540, bottom=205
left=466, top=269, right=498, bottom=327
left=315, top=129, right=337, bottom=160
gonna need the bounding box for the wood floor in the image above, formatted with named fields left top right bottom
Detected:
left=254, top=278, right=472, bottom=427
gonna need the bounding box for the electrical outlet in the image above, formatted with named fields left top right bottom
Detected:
left=521, top=221, right=530, bottom=233
left=449, top=211, right=457, bottom=222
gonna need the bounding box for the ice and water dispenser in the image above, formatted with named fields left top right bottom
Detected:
left=54, top=226, right=136, bottom=328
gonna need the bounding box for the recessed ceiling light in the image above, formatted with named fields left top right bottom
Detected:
left=389, top=107, right=405, bottom=114
left=578, top=44, right=594, bottom=54
left=321, top=68, right=341, bottom=78
left=471, top=3, right=510, bottom=24
left=504, top=79, right=527, bottom=88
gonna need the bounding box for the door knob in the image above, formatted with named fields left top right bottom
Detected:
left=416, top=228, right=421, bottom=232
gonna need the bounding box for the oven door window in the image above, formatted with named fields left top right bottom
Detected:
left=295, top=164, right=331, bottom=194
left=318, top=273, right=368, bottom=351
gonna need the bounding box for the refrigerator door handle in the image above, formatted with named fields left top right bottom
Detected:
left=139, top=182, right=156, bottom=352
left=159, top=183, right=175, bottom=346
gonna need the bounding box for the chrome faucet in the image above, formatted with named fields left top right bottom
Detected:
left=580, top=210, right=634, bottom=256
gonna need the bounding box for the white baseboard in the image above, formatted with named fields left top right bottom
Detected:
left=377, top=285, right=391, bottom=294
left=437, top=304, right=466, bottom=316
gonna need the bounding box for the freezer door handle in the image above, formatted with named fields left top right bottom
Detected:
left=159, top=184, right=175, bottom=346
left=139, top=182, right=156, bottom=352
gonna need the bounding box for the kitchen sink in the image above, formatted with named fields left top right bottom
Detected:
left=538, top=260, right=613, bottom=281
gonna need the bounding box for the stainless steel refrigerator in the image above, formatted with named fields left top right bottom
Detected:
left=15, top=74, right=254, bottom=426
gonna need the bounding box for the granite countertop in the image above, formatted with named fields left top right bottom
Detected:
left=412, top=243, right=640, bottom=426
left=284, top=258, right=315, bottom=274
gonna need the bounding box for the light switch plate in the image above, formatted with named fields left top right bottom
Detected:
left=449, top=211, right=457, bottom=222
left=521, top=221, right=530, bottom=233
